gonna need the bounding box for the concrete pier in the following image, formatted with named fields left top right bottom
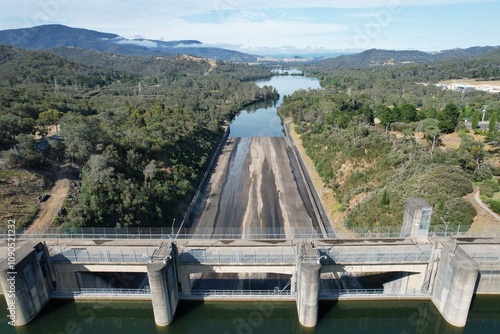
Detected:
left=297, top=261, right=321, bottom=327
left=147, top=243, right=179, bottom=326
left=296, top=241, right=321, bottom=327
left=431, top=241, right=479, bottom=327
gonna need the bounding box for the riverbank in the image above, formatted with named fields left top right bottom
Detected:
left=285, top=119, right=350, bottom=235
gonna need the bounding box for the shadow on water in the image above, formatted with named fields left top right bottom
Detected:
left=317, top=300, right=338, bottom=323
left=1, top=296, right=500, bottom=334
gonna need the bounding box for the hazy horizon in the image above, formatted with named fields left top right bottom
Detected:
left=1, top=0, right=499, bottom=56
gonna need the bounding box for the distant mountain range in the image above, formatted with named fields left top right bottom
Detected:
left=0, top=25, right=498, bottom=67
left=0, top=24, right=258, bottom=62
left=317, top=46, right=500, bottom=68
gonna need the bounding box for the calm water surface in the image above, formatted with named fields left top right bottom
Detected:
left=229, top=74, right=321, bottom=137
left=1, top=296, right=499, bottom=334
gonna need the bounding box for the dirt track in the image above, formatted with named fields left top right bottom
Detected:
left=26, top=178, right=70, bottom=232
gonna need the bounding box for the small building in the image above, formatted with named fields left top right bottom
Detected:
left=401, top=198, right=432, bottom=238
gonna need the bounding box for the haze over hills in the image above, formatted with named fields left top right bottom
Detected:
left=0, top=24, right=499, bottom=68
left=316, top=47, right=500, bottom=68
left=0, top=24, right=258, bottom=62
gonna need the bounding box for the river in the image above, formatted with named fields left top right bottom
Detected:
left=1, top=296, right=499, bottom=333
left=1, top=73, right=499, bottom=333
left=229, top=74, right=321, bottom=137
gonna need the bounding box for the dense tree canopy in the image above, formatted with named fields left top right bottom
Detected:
left=0, top=46, right=277, bottom=227
left=279, top=54, right=500, bottom=230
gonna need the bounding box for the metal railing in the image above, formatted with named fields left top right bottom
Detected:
left=181, top=289, right=293, bottom=298
left=3, top=226, right=324, bottom=240
left=3, top=225, right=500, bottom=241
left=50, top=288, right=151, bottom=297
left=321, top=249, right=432, bottom=263
left=179, top=248, right=296, bottom=265
left=49, top=246, right=159, bottom=264
left=48, top=288, right=431, bottom=299
left=469, top=252, right=500, bottom=262
left=320, top=289, right=431, bottom=298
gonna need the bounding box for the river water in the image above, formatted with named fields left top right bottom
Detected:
left=2, top=74, right=499, bottom=333
left=229, top=75, right=321, bottom=137
left=1, top=296, right=499, bottom=333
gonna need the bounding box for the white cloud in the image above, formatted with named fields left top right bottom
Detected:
left=114, top=39, right=158, bottom=48
left=165, top=18, right=347, bottom=49
left=0, top=0, right=497, bottom=55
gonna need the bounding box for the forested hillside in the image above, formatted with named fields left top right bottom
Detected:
left=0, top=24, right=258, bottom=62
left=279, top=52, right=500, bottom=231
left=316, top=46, right=500, bottom=69
left=0, top=45, right=276, bottom=228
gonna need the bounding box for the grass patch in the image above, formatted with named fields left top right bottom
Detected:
left=0, top=168, right=48, bottom=229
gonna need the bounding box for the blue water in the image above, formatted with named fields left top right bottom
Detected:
left=229, top=75, right=321, bottom=137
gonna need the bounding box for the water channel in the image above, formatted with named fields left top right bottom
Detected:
left=2, top=73, right=499, bottom=333
left=229, top=74, right=321, bottom=137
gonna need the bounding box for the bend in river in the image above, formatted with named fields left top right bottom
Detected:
left=188, top=74, right=322, bottom=238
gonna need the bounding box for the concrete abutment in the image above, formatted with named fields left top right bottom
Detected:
left=0, top=242, right=54, bottom=326
left=430, top=241, right=479, bottom=327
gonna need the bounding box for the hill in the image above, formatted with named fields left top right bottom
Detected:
left=317, top=46, right=500, bottom=69
left=0, top=44, right=125, bottom=88
left=0, top=24, right=258, bottom=62
left=433, top=46, right=500, bottom=60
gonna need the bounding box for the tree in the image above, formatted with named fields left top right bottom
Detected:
left=6, top=134, right=44, bottom=168
left=438, top=103, right=460, bottom=134
left=143, top=160, right=157, bottom=186
left=489, top=112, right=497, bottom=133
left=0, top=113, right=35, bottom=148
left=460, top=134, right=485, bottom=176
left=380, top=189, right=389, bottom=207
left=83, top=154, right=115, bottom=184
left=38, top=109, right=63, bottom=132
left=60, top=113, right=99, bottom=163
left=471, top=109, right=480, bottom=130
left=418, top=118, right=441, bottom=155
left=399, top=103, right=418, bottom=122
left=380, top=107, right=398, bottom=134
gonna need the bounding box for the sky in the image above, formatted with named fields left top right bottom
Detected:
left=1, top=0, right=499, bottom=56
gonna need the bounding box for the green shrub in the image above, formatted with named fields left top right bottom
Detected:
left=473, top=165, right=493, bottom=182
left=490, top=200, right=500, bottom=214
left=480, top=180, right=499, bottom=198
left=442, top=198, right=476, bottom=228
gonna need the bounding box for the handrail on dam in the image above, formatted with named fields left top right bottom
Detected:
left=4, top=225, right=500, bottom=240
left=180, top=289, right=294, bottom=298
left=50, top=288, right=152, bottom=298
left=49, top=288, right=432, bottom=300
left=179, top=248, right=296, bottom=265
left=470, top=252, right=500, bottom=262
left=319, top=289, right=432, bottom=298
left=320, top=249, right=433, bottom=263
left=49, top=246, right=159, bottom=263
